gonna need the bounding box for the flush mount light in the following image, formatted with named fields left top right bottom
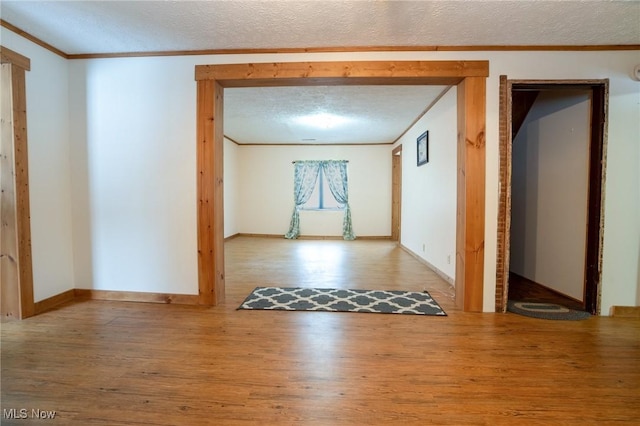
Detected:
left=294, top=112, right=351, bottom=129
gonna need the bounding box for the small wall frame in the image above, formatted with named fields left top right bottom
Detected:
left=417, top=130, right=429, bottom=166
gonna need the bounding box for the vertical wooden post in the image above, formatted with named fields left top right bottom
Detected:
left=495, top=75, right=511, bottom=312
left=1, top=64, right=20, bottom=319
left=456, top=77, right=486, bottom=312
left=12, top=63, right=35, bottom=319
left=196, top=79, right=225, bottom=305
left=391, top=145, right=402, bottom=242
left=1, top=47, right=34, bottom=319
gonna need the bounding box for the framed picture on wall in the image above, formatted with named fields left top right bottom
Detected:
left=417, top=130, right=429, bottom=166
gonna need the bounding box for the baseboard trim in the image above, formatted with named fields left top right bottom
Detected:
left=33, top=289, right=76, bottom=314
left=224, top=233, right=241, bottom=241
left=351, top=236, right=392, bottom=240
left=236, top=233, right=284, bottom=239
left=75, top=289, right=200, bottom=305
left=25, top=287, right=201, bottom=316
left=399, top=244, right=455, bottom=286
left=610, top=306, right=640, bottom=318
left=233, top=233, right=391, bottom=240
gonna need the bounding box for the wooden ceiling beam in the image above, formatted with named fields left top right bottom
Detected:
left=195, top=61, right=489, bottom=83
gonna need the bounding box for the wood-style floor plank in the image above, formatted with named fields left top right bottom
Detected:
left=1, top=237, right=639, bottom=425
left=508, top=272, right=585, bottom=311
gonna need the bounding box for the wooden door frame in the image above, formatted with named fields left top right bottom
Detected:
left=1, top=46, right=35, bottom=320
left=495, top=77, right=608, bottom=314
left=195, top=61, right=488, bottom=312
left=391, top=145, right=403, bottom=242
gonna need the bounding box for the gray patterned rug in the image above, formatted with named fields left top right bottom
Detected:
left=238, top=287, right=447, bottom=316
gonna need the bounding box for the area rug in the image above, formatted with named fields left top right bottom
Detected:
left=507, top=300, right=591, bottom=321
left=238, top=287, right=447, bottom=316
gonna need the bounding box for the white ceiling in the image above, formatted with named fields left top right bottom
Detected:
left=224, top=85, right=449, bottom=144
left=2, top=1, right=638, bottom=54
left=1, top=1, right=638, bottom=145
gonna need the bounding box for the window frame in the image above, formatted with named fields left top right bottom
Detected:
left=300, top=166, right=344, bottom=211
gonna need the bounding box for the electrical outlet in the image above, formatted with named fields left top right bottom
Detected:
left=447, top=255, right=451, bottom=264
left=422, top=244, right=425, bottom=252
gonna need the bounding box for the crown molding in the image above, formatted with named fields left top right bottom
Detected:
left=68, top=44, right=640, bottom=60
left=1, top=20, right=68, bottom=59
left=2, top=20, right=638, bottom=60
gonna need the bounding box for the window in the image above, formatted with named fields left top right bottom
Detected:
left=301, top=166, right=344, bottom=210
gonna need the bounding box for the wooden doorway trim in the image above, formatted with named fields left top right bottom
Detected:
left=495, top=78, right=608, bottom=314
left=1, top=46, right=34, bottom=320
left=195, top=61, right=488, bottom=311
left=391, top=145, right=403, bottom=242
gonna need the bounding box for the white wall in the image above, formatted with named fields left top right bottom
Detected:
left=394, top=87, right=457, bottom=280
left=237, top=144, right=391, bottom=237
left=68, top=56, right=199, bottom=295
left=4, top=24, right=638, bottom=312
left=224, top=137, right=239, bottom=238
left=1, top=28, right=74, bottom=302
left=510, top=90, right=591, bottom=301
left=601, top=66, right=640, bottom=313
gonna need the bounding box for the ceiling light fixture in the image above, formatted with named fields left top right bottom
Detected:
left=294, top=112, right=351, bottom=129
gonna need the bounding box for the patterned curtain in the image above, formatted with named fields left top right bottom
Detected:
left=284, top=161, right=321, bottom=239
left=322, top=160, right=356, bottom=240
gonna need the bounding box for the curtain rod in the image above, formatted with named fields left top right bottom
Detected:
left=292, top=160, right=349, bottom=164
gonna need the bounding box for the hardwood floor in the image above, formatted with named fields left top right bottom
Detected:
left=2, top=237, right=639, bottom=425
left=508, top=272, right=586, bottom=311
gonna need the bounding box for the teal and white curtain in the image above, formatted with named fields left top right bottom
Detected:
left=322, top=160, right=355, bottom=240
left=284, top=161, right=321, bottom=239
left=284, top=160, right=355, bottom=240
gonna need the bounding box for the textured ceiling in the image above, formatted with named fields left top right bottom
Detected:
left=1, top=0, right=637, bottom=145
left=1, top=1, right=639, bottom=55
left=224, top=85, right=449, bottom=144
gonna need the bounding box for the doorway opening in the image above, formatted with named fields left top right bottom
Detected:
left=195, top=61, right=488, bottom=312
left=496, top=78, right=608, bottom=315
left=391, top=145, right=402, bottom=242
